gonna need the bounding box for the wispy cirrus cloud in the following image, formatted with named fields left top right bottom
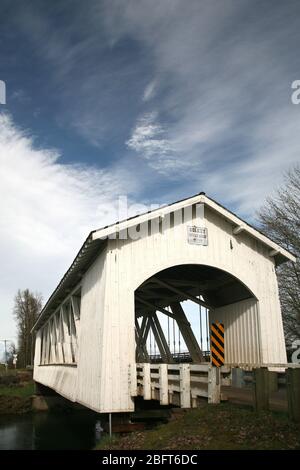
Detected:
left=126, top=112, right=172, bottom=158
left=126, top=112, right=191, bottom=173
left=142, top=80, right=157, bottom=102
left=107, top=0, right=300, bottom=212
left=6, top=0, right=300, bottom=210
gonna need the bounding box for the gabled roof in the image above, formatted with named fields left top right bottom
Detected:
left=33, top=192, right=296, bottom=330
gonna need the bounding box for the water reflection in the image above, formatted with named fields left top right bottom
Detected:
left=0, top=411, right=103, bottom=450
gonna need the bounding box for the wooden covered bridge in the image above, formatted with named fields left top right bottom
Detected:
left=32, top=193, right=295, bottom=413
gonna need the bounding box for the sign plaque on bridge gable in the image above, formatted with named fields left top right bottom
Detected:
left=187, top=225, right=208, bottom=246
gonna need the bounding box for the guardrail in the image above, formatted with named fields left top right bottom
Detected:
left=136, top=362, right=300, bottom=422
left=148, top=351, right=211, bottom=363
left=137, top=363, right=231, bottom=407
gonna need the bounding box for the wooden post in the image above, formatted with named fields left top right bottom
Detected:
left=109, top=413, right=112, bottom=438
left=191, top=396, right=198, bottom=408
left=268, top=371, right=278, bottom=393
left=286, top=368, right=300, bottom=422
left=208, top=366, right=220, bottom=404
left=143, top=363, right=151, bottom=400
left=254, top=367, right=269, bottom=411
left=179, top=364, right=191, bottom=408
left=159, top=364, right=169, bottom=405
left=231, top=367, right=244, bottom=388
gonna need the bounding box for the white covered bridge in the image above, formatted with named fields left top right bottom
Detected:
left=32, top=193, right=295, bottom=413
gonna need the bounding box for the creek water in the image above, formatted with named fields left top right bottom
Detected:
left=0, top=410, right=103, bottom=450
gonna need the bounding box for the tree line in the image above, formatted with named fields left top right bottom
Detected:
left=12, top=289, right=42, bottom=368
left=258, top=165, right=300, bottom=351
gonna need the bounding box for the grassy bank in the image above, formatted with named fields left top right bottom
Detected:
left=96, top=403, right=300, bottom=450
left=0, top=370, right=34, bottom=414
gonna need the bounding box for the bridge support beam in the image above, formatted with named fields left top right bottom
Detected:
left=148, top=316, right=171, bottom=363
left=152, top=277, right=211, bottom=309
left=135, top=318, right=150, bottom=362
left=150, top=313, right=174, bottom=363
left=170, top=302, right=204, bottom=363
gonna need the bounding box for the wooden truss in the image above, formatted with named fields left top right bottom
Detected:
left=40, top=294, right=80, bottom=365
left=135, top=276, right=209, bottom=363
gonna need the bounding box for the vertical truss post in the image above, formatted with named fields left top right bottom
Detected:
left=49, top=318, right=57, bottom=363
left=61, top=305, right=72, bottom=363
left=54, top=313, right=64, bottom=363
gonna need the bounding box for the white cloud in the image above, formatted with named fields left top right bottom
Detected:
left=0, top=113, right=138, bottom=341
left=142, top=80, right=157, bottom=102
left=126, top=112, right=171, bottom=156
left=126, top=112, right=192, bottom=174
left=126, top=111, right=204, bottom=175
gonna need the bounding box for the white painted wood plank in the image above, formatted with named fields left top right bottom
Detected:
left=159, top=364, right=169, bottom=405
left=180, top=364, right=191, bottom=408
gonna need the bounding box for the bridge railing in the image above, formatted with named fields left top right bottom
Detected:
left=136, top=362, right=231, bottom=408
left=137, top=362, right=300, bottom=422
left=148, top=351, right=211, bottom=363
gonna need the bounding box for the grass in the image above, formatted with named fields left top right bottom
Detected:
left=0, top=367, right=17, bottom=376
left=0, top=382, right=34, bottom=414
left=96, top=403, right=300, bottom=450
left=0, top=382, right=35, bottom=398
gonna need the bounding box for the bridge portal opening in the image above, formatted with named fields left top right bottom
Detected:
left=135, top=264, right=258, bottom=364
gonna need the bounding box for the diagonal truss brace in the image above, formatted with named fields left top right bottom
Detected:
left=170, top=302, right=204, bottom=363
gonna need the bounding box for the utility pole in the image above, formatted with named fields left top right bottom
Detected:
left=4, top=339, right=7, bottom=371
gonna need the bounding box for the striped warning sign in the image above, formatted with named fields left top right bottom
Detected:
left=211, top=322, right=225, bottom=367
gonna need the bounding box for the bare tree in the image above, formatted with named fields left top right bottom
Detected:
left=13, top=289, right=42, bottom=368
left=6, top=342, right=17, bottom=368
left=258, top=165, right=300, bottom=347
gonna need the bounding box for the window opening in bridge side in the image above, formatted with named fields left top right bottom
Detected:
left=39, top=289, right=81, bottom=365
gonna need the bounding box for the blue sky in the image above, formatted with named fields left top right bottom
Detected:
left=0, top=0, right=300, bottom=350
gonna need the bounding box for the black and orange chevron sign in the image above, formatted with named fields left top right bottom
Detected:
left=211, top=322, right=225, bottom=367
